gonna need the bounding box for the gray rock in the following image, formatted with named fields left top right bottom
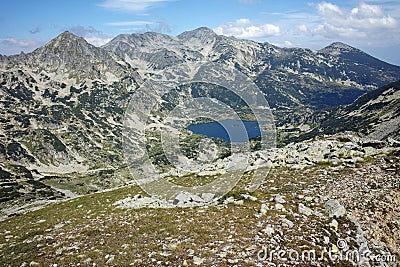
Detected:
left=223, top=196, right=235, bottom=204
left=263, top=225, right=275, bottom=236
left=173, top=192, right=205, bottom=207
left=242, top=194, right=257, bottom=201
left=324, top=199, right=346, bottom=217
left=298, top=203, right=313, bottom=216
left=105, top=254, right=115, bottom=264
left=201, top=192, right=215, bottom=203
left=193, top=256, right=204, bottom=265
left=234, top=200, right=244, bottom=205
left=329, top=219, right=339, bottom=231
left=281, top=217, right=294, bottom=228
left=114, top=195, right=171, bottom=209
left=259, top=203, right=268, bottom=215
left=274, top=194, right=286, bottom=204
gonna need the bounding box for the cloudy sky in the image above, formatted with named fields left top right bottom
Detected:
left=1, top=0, right=399, bottom=65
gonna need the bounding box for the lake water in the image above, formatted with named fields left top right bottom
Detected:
left=187, top=119, right=263, bottom=142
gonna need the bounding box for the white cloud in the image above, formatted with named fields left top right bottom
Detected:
left=316, top=2, right=343, bottom=16
left=0, top=38, right=41, bottom=55
left=214, top=18, right=281, bottom=39
left=99, top=0, right=173, bottom=13
left=272, top=40, right=296, bottom=47
left=313, top=2, right=398, bottom=39
left=1, top=38, right=38, bottom=48
left=67, top=26, right=113, bottom=47
left=296, top=24, right=309, bottom=33
left=85, top=37, right=112, bottom=47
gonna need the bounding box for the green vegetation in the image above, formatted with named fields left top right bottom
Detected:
left=166, top=172, right=221, bottom=187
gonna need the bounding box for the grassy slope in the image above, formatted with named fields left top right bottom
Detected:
left=0, top=154, right=399, bottom=266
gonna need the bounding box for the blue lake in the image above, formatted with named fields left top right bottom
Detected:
left=187, top=119, right=263, bottom=142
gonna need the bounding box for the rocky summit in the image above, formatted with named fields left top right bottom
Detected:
left=0, top=28, right=399, bottom=266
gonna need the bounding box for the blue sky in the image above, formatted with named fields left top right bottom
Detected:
left=1, top=0, right=400, bottom=65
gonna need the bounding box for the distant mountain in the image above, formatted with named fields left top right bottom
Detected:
left=0, top=28, right=399, bottom=207
left=319, top=42, right=399, bottom=89
left=1, top=31, right=139, bottom=84
left=103, top=27, right=400, bottom=112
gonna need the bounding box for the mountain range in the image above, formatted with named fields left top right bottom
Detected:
left=104, top=27, right=400, bottom=110
left=0, top=27, right=399, bottom=207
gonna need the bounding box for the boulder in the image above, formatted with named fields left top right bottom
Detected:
left=324, top=199, right=346, bottom=218
left=274, top=194, right=286, bottom=204
left=298, top=203, right=313, bottom=216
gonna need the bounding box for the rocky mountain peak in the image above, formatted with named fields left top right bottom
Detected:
left=104, top=31, right=177, bottom=52
left=6, top=30, right=139, bottom=84
left=177, top=27, right=217, bottom=39
left=33, top=31, right=97, bottom=59
left=54, top=30, right=82, bottom=41
left=128, top=31, right=174, bottom=44
left=177, top=27, right=217, bottom=40
left=328, top=42, right=355, bottom=49
left=319, top=42, right=360, bottom=55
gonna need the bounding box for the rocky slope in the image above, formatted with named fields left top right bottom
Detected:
left=0, top=32, right=139, bottom=207
left=284, top=80, right=400, bottom=143
left=0, top=28, right=399, bottom=216
left=0, top=148, right=398, bottom=266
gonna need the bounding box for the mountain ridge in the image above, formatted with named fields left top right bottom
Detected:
left=0, top=31, right=139, bottom=85
left=0, top=27, right=399, bottom=212
left=103, top=27, right=400, bottom=97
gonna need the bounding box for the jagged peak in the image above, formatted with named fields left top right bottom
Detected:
left=58, top=30, right=78, bottom=39
left=106, top=31, right=174, bottom=45
left=24, top=30, right=125, bottom=72
left=45, top=31, right=90, bottom=48
left=105, top=28, right=218, bottom=49
left=27, top=30, right=104, bottom=61
left=193, top=26, right=216, bottom=34
left=177, top=27, right=217, bottom=40
left=320, top=42, right=360, bottom=54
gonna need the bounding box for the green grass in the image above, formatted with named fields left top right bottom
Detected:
left=166, top=172, right=222, bottom=187
left=42, top=167, right=131, bottom=195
